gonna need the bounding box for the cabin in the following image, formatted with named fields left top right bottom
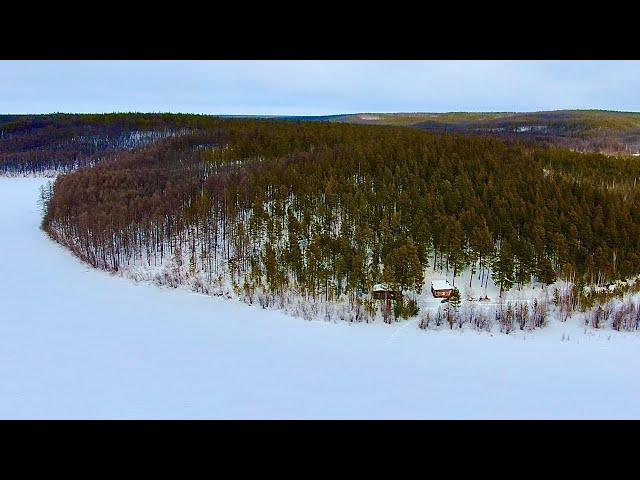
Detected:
left=371, top=283, right=401, bottom=301
left=431, top=280, right=455, bottom=298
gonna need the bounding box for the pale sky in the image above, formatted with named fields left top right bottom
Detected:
left=1, top=60, right=639, bottom=115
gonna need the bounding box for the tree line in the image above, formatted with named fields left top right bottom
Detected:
left=38, top=115, right=640, bottom=309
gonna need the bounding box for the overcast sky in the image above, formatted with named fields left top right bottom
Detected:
left=1, top=60, right=639, bottom=115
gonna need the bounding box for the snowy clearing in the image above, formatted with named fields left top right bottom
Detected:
left=1, top=177, right=640, bottom=419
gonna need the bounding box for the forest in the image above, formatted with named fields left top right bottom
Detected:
left=5, top=113, right=630, bottom=321
left=1, top=113, right=639, bottom=328
left=0, top=113, right=213, bottom=175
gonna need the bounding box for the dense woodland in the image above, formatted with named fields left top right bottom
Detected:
left=21, top=114, right=638, bottom=314
left=0, top=113, right=211, bottom=174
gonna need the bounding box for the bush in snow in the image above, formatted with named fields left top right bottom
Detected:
left=516, top=302, right=529, bottom=330
left=456, top=303, right=472, bottom=329
left=611, top=298, right=639, bottom=331
left=497, top=302, right=515, bottom=334
left=588, top=302, right=614, bottom=329
left=470, top=308, right=492, bottom=332
left=418, top=311, right=431, bottom=330
left=559, top=283, right=579, bottom=322
left=587, top=304, right=605, bottom=329
left=381, top=301, right=393, bottom=324
left=349, top=297, right=375, bottom=323
left=435, top=306, right=445, bottom=327
left=154, top=248, right=185, bottom=288
left=530, top=298, right=548, bottom=329
left=191, top=272, right=212, bottom=295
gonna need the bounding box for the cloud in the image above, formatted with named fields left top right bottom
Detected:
left=0, top=60, right=638, bottom=115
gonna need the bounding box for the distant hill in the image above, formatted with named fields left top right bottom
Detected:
left=330, top=110, right=640, bottom=156
left=3, top=111, right=640, bottom=169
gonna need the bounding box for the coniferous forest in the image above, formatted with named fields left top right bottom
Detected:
left=3, top=113, right=640, bottom=326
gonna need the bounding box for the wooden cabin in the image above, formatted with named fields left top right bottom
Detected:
left=431, top=280, right=455, bottom=298
left=371, top=283, right=401, bottom=301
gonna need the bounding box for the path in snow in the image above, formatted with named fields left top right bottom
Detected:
left=1, top=178, right=639, bottom=419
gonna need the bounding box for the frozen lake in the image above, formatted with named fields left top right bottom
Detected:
left=1, top=177, right=639, bottom=419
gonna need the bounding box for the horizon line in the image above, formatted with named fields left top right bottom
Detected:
left=3, top=108, right=640, bottom=117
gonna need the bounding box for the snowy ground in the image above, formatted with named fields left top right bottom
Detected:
left=1, top=177, right=640, bottom=419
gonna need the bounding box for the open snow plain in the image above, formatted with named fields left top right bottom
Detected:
left=1, top=177, right=639, bottom=419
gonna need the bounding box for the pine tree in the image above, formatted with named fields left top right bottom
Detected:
left=492, top=243, right=515, bottom=297
left=447, top=289, right=461, bottom=329
left=537, top=257, right=556, bottom=288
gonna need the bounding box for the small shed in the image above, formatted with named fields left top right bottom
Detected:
left=371, top=283, right=401, bottom=301
left=431, top=280, right=455, bottom=298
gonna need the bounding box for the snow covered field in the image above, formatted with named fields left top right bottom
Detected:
left=1, top=177, right=640, bottom=419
